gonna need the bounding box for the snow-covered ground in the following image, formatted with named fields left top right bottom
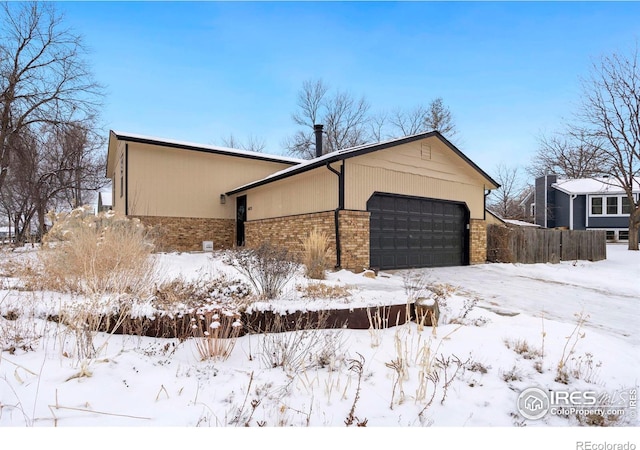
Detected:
left=1, top=244, right=638, bottom=448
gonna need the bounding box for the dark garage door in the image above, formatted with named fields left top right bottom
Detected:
left=367, top=193, right=469, bottom=270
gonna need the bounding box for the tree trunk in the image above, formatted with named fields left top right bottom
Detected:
left=628, top=207, right=640, bottom=251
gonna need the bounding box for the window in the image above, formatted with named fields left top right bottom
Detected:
left=605, top=230, right=616, bottom=242
left=619, top=230, right=629, bottom=241
left=590, top=195, right=636, bottom=215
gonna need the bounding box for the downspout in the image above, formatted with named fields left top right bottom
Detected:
left=326, top=161, right=344, bottom=269
left=484, top=188, right=491, bottom=220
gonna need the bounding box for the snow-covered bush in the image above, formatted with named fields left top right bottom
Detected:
left=153, top=273, right=252, bottom=314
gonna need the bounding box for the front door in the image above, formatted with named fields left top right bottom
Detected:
left=236, top=195, right=247, bottom=246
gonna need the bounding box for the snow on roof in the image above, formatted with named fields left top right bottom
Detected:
left=552, top=177, right=640, bottom=195
left=111, top=130, right=304, bottom=165
left=503, top=219, right=540, bottom=227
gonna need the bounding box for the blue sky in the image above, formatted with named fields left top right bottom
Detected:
left=58, top=1, right=640, bottom=177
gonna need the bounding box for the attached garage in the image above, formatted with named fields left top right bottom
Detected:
left=368, top=193, right=469, bottom=270
left=225, top=131, right=500, bottom=271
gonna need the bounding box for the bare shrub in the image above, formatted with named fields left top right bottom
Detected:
left=223, top=242, right=300, bottom=300
left=302, top=230, right=331, bottom=280
left=34, top=207, right=157, bottom=297
left=0, top=296, right=42, bottom=353
left=190, top=310, right=243, bottom=361
left=57, top=294, right=132, bottom=361
left=255, top=312, right=345, bottom=373
left=501, top=365, right=523, bottom=382
left=504, top=338, right=542, bottom=360
left=556, top=312, right=589, bottom=384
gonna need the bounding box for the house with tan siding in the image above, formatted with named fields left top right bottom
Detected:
left=106, top=128, right=499, bottom=271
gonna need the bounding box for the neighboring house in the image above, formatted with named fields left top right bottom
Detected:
left=485, top=209, right=540, bottom=228
left=97, top=191, right=113, bottom=213
left=106, top=128, right=500, bottom=271
left=534, top=174, right=640, bottom=242
left=518, top=186, right=535, bottom=223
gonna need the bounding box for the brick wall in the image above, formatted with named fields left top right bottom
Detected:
left=132, top=215, right=235, bottom=252
left=245, top=211, right=338, bottom=265
left=470, top=218, right=487, bottom=264
left=245, top=210, right=371, bottom=272
left=338, top=210, right=370, bottom=271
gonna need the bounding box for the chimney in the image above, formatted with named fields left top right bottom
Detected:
left=314, top=124, right=323, bottom=158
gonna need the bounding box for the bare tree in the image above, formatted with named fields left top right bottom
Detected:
left=323, top=89, right=370, bottom=153
left=576, top=47, right=640, bottom=250
left=378, top=98, right=458, bottom=142
left=285, top=79, right=459, bottom=158
left=284, top=79, right=370, bottom=158
left=0, top=123, right=106, bottom=242
left=528, top=130, right=609, bottom=178
left=220, top=133, right=266, bottom=152
left=425, top=97, right=457, bottom=139
left=389, top=105, right=429, bottom=137
left=487, top=164, right=526, bottom=219
left=0, top=2, right=103, bottom=192
left=368, top=111, right=388, bottom=143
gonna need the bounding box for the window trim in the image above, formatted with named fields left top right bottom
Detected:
left=589, top=194, right=636, bottom=217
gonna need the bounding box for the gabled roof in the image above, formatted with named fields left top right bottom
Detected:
left=552, top=177, right=640, bottom=195
left=226, top=131, right=500, bottom=195
left=107, top=131, right=303, bottom=177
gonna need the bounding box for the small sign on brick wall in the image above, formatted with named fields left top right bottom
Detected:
left=202, top=241, right=214, bottom=252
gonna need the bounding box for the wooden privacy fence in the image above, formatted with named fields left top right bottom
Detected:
left=487, top=225, right=607, bottom=264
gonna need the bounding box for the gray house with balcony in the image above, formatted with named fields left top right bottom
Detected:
left=534, top=175, right=639, bottom=242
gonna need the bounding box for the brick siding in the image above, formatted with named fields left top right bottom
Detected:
left=338, top=210, right=370, bottom=271
left=245, top=211, right=338, bottom=264
left=132, top=215, right=235, bottom=252
left=470, top=218, right=487, bottom=264
left=245, top=210, right=371, bottom=272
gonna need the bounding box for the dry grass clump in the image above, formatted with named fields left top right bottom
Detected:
left=302, top=230, right=330, bottom=280
left=33, top=206, right=157, bottom=296
left=504, top=338, right=542, bottom=360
